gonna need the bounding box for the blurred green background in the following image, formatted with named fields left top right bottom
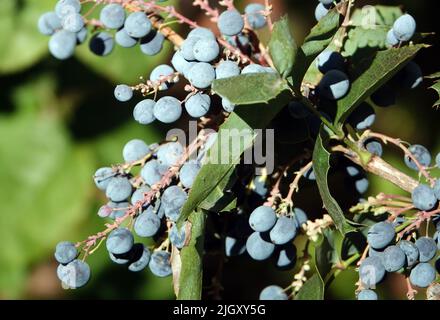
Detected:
left=0, top=0, right=438, bottom=300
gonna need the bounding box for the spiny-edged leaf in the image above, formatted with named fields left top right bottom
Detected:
left=290, top=7, right=344, bottom=90
left=350, top=5, right=402, bottom=26
left=268, top=16, right=297, bottom=78
left=178, top=92, right=291, bottom=226
left=427, top=72, right=440, bottom=108
left=212, top=73, right=289, bottom=105
left=177, top=210, right=206, bottom=300
left=313, top=133, right=356, bottom=235
left=335, top=44, right=426, bottom=124
left=315, top=229, right=336, bottom=279
left=295, top=274, right=324, bottom=300
left=430, top=81, right=440, bottom=108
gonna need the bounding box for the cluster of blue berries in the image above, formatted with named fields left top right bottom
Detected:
left=54, top=137, right=205, bottom=287
left=358, top=219, right=440, bottom=300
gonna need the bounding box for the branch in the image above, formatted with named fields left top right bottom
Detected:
left=333, top=145, right=419, bottom=193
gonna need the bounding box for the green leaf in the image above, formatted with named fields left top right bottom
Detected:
left=427, top=72, right=440, bottom=108
left=313, top=133, right=356, bottom=235
left=295, top=274, right=324, bottom=300
left=177, top=210, right=206, bottom=300
left=350, top=5, right=402, bottom=26
left=178, top=92, right=291, bottom=226
left=315, top=230, right=335, bottom=279
left=335, top=44, right=426, bottom=124
left=212, top=73, right=289, bottom=105
left=198, top=166, right=238, bottom=212
left=290, top=8, right=343, bottom=90
left=268, top=16, right=297, bottom=78
left=0, top=0, right=54, bottom=74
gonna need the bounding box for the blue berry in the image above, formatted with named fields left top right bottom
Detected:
left=293, top=208, right=308, bottom=227
left=304, top=166, right=316, bottom=180
left=109, top=251, right=131, bottom=264
left=38, top=12, right=62, bottom=36
left=315, top=3, right=330, bottom=21
left=130, top=185, right=151, bottom=205
left=359, top=256, right=386, bottom=288
left=54, top=241, right=78, bottom=264
left=346, top=165, right=361, bottom=177
left=93, top=167, right=115, bottom=191
left=61, top=13, right=84, bottom=32
left=114, top=84, right=133, bottom=102
left=89, top=32, right=114, bottom=56
left=367, top=222, right=395, bottom=249
left=245, top=3, right=267, bottom=30
left=319, top=0, right=334, bottom=5
left=97, top=204, right=113, bottom=218
left=149, top=64, right=175, bottom=90
left=141, top=160, right=162, bottom=186
left=392, top=14, right=416, bottom=42
left=107, top=201, right=130, bottom=220
left=49, top=30, right=77, bottom=60
left=157, top=142, right=184, bottom=168
left=365, top=139, right=383, bottom=157
left=415, top=237, right=437, bottom=262
left=170, top=222, right=187, bottom=249
left=401, top=61, right=423, bottom=89
left=179, top=161, right=201, bottom=188
left=187, top=62, right=216, bottom=89
left=193, top=39, right=220, bottom=62
left=185, top=93, right=211, bottom=118
left=318, top=70, right=350, bottom=100
left=398, top=240, right=419, bottom=267
left=181, top=37, right=199, bottom=61
left=274, top=244, right=297, bottom=269
left=217, top=10, right=244, bottom=36
left=249, top=205, right=277, bottom=232
left=161, top=186, right=188, bottom=221
left=134, top=207, right=161, bottom=237
left=216, top=60, right=241, bottom=79
left=188, top=27, right=216, bottom=41
left=153, top=96, right=182, bottom=123
left=246, top=232, right=275, bottom=260
left=259, top=285, right=288, bottom=300
left=128, top=245, right=151, bottom=272
left=412, top=184, right=437, bottom=211
left=124, top=12, right=152, bottom=38
left=288, top=101, right=310, bottom=119
left=410, top=262, right=435, bottom=288
left=115, top=28, right=137, bottom=48
left=55, top=0, right=81, bottom=18
left=100, top=4, right=125, bottom=29
left=140, top=30, right=165, bottom=56
left=348, top=103, right=376, bottom=130
left=433, top=179, right=440, bottom=200
left=382, top=245, right=406, bottom=272
left=357, top=289, right=378, bottom=300
left=122, top=139, right=150, bottom=162
left=269, top=216, right=297, bottom=245
left=354, top=177, right=369, bottom=194
left=133, top=99, right=156, bottom=125
left=76, top=27, right=88, bottom=44
left=57, top=259, right=90, bottom=289
left=149, top=251, right=172, bottom=277
left=405, top=144, right=431, bottom=171
left=225, top=236, right=246, bottom=257
left=241, top=64, right=274, bottom=74
left=371, top=83, right=396, bottom=107
left=386, top=29, right=399, bottom=47
left=106, top=228, right=134, bottom=254
left=316, top=50, right=345, bottom=74
left=222, top=97, right=235, bottom=112
left=171, top=50, right=193, bottom=74
left=105, top=177, right=132, bottom=202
